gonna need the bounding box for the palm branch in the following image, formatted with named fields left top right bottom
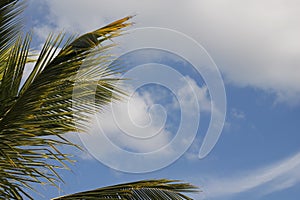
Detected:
left=0, top=0, right=132, bottom=199
left=52, top=179, right=198, bottom=200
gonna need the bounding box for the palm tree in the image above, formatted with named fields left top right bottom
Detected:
left=0, top=0, right=198, bottom=199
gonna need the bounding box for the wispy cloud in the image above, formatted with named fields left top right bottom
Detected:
left=201, top=152, right=300, bottom=199
left=231, top=108, right=245, bottom=120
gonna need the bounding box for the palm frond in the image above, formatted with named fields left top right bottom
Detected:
left=0, top=33, right=31, bottom=114
left=0, top=0, right=30, bottom=130
left=52, top=179, right=199, bottom=200
left=0, top=10, right=133, bottom=199
left=0, top=0, right=25, bottom=53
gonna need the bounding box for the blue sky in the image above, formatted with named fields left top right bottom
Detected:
left=23, top=1, right=300, bottom=199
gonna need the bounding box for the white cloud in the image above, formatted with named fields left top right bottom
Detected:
left=94, top=89, right=171, bottom=153
left=231, top=108, right=245, bottom=120
left=201, top=151, right=300, bottom=199
left=82, top=75, right=210, bottom=154
left=73, top=75, right=211, bottom=173
left=32, top=0, right=300, bottom=105
left=33, top=25, right=56, bottom=42
left=175, top=77, right=211, bottom=113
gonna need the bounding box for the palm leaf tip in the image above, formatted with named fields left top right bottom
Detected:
left=52, top=179, right=199, bottom=200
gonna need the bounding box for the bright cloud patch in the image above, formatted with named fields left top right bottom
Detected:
left=74, top=75, right=211, bottom=172
left=28, top=0, right=300, bottom=105
left=84, top=76, right=210, bottom=155
left=95, top=89, right=171, bottom=153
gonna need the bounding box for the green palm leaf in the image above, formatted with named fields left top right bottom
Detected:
left=52, top=179, right=198, bottom=200
left=0, top=0, right=25, bottom=52
left=0, top=0, right=133, bottom=198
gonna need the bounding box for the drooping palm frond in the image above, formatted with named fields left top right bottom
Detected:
left=0, top=0, right=133, bottom=198
left=52, top=179, right=199, bottom=200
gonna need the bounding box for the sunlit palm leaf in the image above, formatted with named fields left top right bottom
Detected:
left=52, top=179, right=198, bottom=200
left=0, top=0, right=133, bottom=198
left=0, top=0, right=25, bottom=52
left=0, top=0, right=26, bottom=99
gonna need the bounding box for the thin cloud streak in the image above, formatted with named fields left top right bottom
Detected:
left=202, top=152, right=300, bottom=198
